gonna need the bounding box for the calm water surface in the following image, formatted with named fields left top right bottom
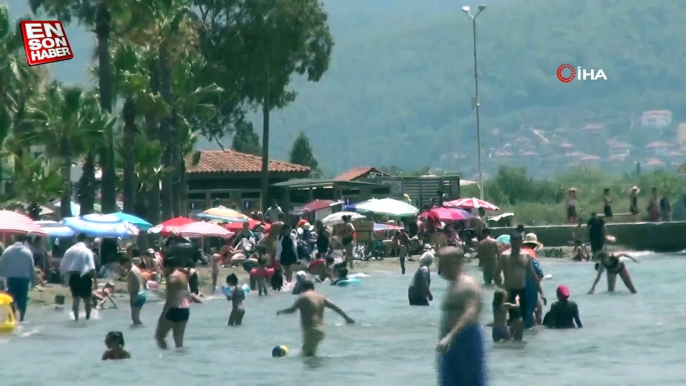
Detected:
left=3, top=253, right=686, bottom=386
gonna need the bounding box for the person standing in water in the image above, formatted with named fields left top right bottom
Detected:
left=543, top=285, right=582, bottom=329
left=588, top=251, right=638, bottom=294
left=586, top=212, right=607, bottom=258
left=436, top=247, right=486, bottom=386
left=118, top=255, right=145, bottom=326
left=155, top=258, right=201, bottom=349
left=276, top=280, right=355, bottom=357
left=476, top=228, right=498, bottom=285
left=60, top=233, right=97, bottom=321
left=494, top=232, right=545, bottom=341
left=0, top=235, right=34, bottom=322
left=341, top=215, right=356, bottom=269
left=408, top=250, right=434, bottom=306
left=314, top=220, right=330, bottom=256
left=278, top=224, right=298, bottom=283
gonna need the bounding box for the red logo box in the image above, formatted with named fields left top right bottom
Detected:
left=20, top=20, right=74, bottom=66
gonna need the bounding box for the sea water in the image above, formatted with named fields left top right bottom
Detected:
left=2, top=253, right=686, bottom=386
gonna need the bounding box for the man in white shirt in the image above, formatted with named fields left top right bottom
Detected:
left=60, top=233, right=97, bottom=321
left=0, top=235, right=35, bottom=321
left=265, top=200, right=284, bottom=224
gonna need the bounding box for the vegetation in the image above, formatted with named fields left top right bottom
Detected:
left=289, top=132, right=319, bottom=172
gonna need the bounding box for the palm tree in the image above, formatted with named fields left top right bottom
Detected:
left=26, top=83, right=108, bottom=218
left=29, top=0, right=121, bottom=214
left=6, top=152, right=62, bottom=220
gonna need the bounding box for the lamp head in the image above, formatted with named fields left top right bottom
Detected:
left=478, top=5, right=486, bottom=11
left=461, top=6, right=470, bottom=13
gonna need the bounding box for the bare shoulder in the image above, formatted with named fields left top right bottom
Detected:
left=459, top=274, right=482, bottom=294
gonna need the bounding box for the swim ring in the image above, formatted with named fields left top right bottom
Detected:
left=335, top=278, right=360, bottom=287
left=0, top=293, right=17, bottom=333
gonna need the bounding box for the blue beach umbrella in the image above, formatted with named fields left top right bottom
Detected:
left=63, top=214, right=139, bottom=239
left=496, top=234, right=511, bottom=246
left=112, top=212, right=153, bottom=231
left=35, top=220, right=75, bottom=238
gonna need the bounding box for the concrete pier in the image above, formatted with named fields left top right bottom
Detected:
left=491, top=221, right=686, bottom=253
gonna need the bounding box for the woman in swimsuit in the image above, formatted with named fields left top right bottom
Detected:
left=587, top=251, right=638, bottom=295
left=155, top=258, right=201, bottom=349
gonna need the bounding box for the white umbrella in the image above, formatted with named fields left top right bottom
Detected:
left=355, top=198, right=419, bottom=217
left=177, top=221, right=233, bottom=238
left=321, top=211, right=365, bottom=226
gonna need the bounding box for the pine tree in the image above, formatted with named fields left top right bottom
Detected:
left=289, top=132, right=319, bottom=171
left=232, top=122, right=262, bottom=155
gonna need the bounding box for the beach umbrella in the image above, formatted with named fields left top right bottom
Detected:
left=321, top=211, right=366, bottom=226
left=195, top=206, right=249, bottom=223
left=178, top=221, right=234, bottom=238
left=148, top=217, right=195, bottom=235
left=373, top=223, right=404, bottom=233
left=355, top=198, right=419, bottom=217
left=36, top=220, right=75, bottom=238
left=63, top=214, right=139, bottom=238
left=444, top=197, right=500, bottom=211
left=224, top=218, right=269, bottom=232
left=112, top=212, right=153, bottom=231
left=420, top=207, right=473, bottom=222
left=0, top=210, right=48, bottom=236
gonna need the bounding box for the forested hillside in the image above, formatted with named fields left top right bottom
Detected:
left=8, top=0, right=686, bottom=176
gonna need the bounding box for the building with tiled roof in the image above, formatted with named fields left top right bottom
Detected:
left=334, top=167, right=389, bottom=181
left=185, top=150, right=311, bottom=213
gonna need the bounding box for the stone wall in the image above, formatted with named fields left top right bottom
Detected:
left=490, top=221, right=686, bottom=252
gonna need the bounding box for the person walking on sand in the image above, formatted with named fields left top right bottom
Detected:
left=341, top=215, right=356, bottom=269
left=60, top=233, right=97, bottom=321
left=436, top=247, right=486, bottom=386
left=493, top=232, right=546, bottom=341
left=118, top=256, right=145, bottom=326
left=276, top=280, right=355, bottom=357
left=0, top=235, right=34, bottom=322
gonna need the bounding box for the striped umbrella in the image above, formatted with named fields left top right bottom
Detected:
left=443, top=197, right=500, bottom=211
left=0, top=210, right=48, bottom=236
left=195, top=206, right=249, bottom=223
left=178, top=221, right=234, bottom=238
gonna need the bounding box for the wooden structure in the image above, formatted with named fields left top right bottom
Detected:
left=271, top=179, right=390, bottom=215
left=185, top=150, right=310, bottom=214
left=358, top=175, right=461, bottom=209
left=335, top=167, right=390, bottom=181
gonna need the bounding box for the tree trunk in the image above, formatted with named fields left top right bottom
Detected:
left=145, top=59, right=161, bottom=225
left=260, top=100, right=270, bottom=214
left=159, top=47, right=174, bottom=221
left=179, top=157, right=188, bottom=217
left=96, top=3, right=116, bottom=214
left=60, top=148, right=72, bottom=219
left=122, top=97, right=136, bottom=214
left=77, top=151, right=96, bottom=215
left=171, top=116, right=181, bottom=217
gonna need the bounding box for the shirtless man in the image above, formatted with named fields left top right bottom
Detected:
left=436, top=247, right=486, bottom=386
left=155, top=258, right=200, bottom=349
left=276, top=280, right=355, bottom=356
left=476, top=228, right=498, bottom=285
left=494, top=232, right=546, bottom=340
left=119, top=256, right=145, bottom=325
left=342, top=215, right=356, bottom=269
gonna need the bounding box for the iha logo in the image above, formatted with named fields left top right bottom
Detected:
left=556, top=63, right=607, bottom=83
left=20, top=21, right=74, bottom=66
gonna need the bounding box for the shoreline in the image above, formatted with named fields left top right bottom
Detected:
left=21, top=247, right=604, bottom=310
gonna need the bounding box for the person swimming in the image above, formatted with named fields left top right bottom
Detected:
left=330, top=267, right=349, bottom=286
left=225, top=274, right=246, bottom=326
left=588, top=251, right=638, bottom=294
left=543, top=285, right=582, bottom=329
left=102, top=331, right=131, bottom=360
left=491, top=288, right=519, bottom=342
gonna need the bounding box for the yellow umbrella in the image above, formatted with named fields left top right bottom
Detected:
left=196, top=206, right=249, bottom=222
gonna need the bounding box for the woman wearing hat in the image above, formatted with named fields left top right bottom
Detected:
left=408, top=245, right=434, bottom=306
left=522, top=233, right=545, bottom=329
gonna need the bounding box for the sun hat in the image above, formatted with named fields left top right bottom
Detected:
left=631, top=186, right=640, bottom=193
left=522, top=233, right=544, bottom=251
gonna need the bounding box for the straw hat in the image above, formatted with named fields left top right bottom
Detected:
left=631, top=186, right=640, bottom=193
left=522, top=233, right=544, bottom=251
left=568, top=187, right=577, bottom=192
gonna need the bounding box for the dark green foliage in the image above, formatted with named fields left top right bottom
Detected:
left=232, top=122, right=262, bottom=156
left=289, top=132, right=318, bottom=171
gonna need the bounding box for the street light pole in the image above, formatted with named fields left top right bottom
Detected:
left=462, top=5, right=486, bottom=200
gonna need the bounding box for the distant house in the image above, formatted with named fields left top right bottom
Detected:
left=646, top=141, right=674, bottom=156
left=334, top=167, right=390, bottom=181
left=582, top=123, right=604, bottom=134
left=607, top=140, right=631, bottom=156
left=641, top=110, right=672, bottom=129
left=644, top=158, right=666, bottom=168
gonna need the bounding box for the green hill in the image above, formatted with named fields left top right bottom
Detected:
left=8, top=0, right=686, bottom=176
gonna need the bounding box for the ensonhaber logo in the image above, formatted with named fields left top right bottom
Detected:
left=557, top=63, right=607, bottom=83
left=20, top=20, right=74, bottom=66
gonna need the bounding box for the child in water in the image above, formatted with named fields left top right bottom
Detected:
left=251, top=256, right=275, bottom=296
left=492, top=288, right=521, bottom=342
left=330, top=267, right=349, bottom=286
left=225, top=274, right=246, bottom=326
left=93, top=283, right=117, bottom=310
left=102, top=331, right=131, bottom=360
left=543, top=285, right=582, bottom=329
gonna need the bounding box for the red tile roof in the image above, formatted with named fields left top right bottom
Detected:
left=335, top=167, right=389, bottom=181
left=186, top=150, right=310, bottom=174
